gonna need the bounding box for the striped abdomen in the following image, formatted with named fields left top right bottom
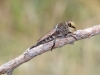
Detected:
left=30, top=33, right=57, bottom=49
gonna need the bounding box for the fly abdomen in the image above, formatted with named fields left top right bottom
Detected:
left=42, top=37, right=53, bottom=43
left=29, top=41, right=42, bottom=49
left=41, top=35, right=56, bottom=44
left=48, top=35, right=56, bottom=41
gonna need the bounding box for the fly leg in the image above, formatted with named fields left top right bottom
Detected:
left=67, top=32, right=77, bottom=40
left=50, top=25, right=59, bottom=51
left=51, top=38, right=56, bottom=51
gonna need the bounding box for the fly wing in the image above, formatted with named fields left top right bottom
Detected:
left=37, top=27, right=56, bottom=43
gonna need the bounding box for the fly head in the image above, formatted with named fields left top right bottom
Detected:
left=67, top=21, right=76, bottom=31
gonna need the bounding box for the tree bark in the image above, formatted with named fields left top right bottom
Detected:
left=0, top=25, right=100, bottom=75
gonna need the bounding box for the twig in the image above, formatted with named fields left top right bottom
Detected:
left=0, top=25, right=100, bottom=75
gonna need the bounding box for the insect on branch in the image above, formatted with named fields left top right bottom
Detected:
left=0, top=24, right=100, bottom=75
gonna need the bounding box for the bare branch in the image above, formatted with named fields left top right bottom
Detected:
left=0, top=25, right=100, bottom=75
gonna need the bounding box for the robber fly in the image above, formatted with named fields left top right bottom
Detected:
left=29, top=20, right=76, bottom=50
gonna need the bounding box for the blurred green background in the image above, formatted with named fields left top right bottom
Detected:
left=0, top=0, right=100, bottom=75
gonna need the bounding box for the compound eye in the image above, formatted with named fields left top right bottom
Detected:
left=69, top=23, right=72, bottom=27
left=67, top=21, right=72, bottom=27
left=70, top=22, right=75, bottom=27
